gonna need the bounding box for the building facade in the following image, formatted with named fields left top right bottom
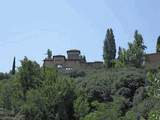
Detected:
left=145, top=52, right=160, bottom=69
left=43, top=49, right=104, bottom=70
left=44, top=49, right=160, bottom=70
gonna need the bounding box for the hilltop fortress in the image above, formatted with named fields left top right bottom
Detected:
left=43, top=49, right=104, bottom=71
left=43, top=49, right=160, bottom=71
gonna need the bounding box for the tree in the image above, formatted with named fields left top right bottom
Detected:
left=19, top=57, right=41, bottom=100
left=118, top=47, right=122, bottom=60
left=126, top=30, right=146, bottom=67
left=103, top=28, right=116, bottom=68
left=22, top=75, right=76, bottom=120
left=156, top=36, right=160, bottom=53
left=47, top=49, right=52, bottom=59
left=12, top=57, right=16, bottom=75
left=147, top=71, right=160, bottom=98
left=82, top=55, right=86, bottom=62
left=0, top=72, right=10, bottom=80
left=74, top=96, right=90, bottom=120
left=115, top=47, right=128, bottom=68
left=1, top=82, right=13, bottom=110
left=82, top=97, right=126, bottom=120
left=118, top=47, right=128, bottom=64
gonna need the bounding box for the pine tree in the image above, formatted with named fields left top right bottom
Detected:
left=103, top=28, right=116, bottom=67
left=11, top=57, right=16, bottom=75
left=156, top=36, right=160, bottom=53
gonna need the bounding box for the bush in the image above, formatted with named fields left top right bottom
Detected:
left=132, top=97, right=160, bottom=119
left=116, top=87, right=132, bottom=98
left=22, top=76, right=76, bottom=120
left=133, top=87, right=147, bottom=106
left=74, top=96, right=90, bottom=120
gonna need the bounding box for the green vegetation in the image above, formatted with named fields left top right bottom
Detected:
left=118, top=30, right=146, bottom=68
left=0, top=29, right=160, bottom=120
left=47, top=49, right=52, bottom=59
left=156, top=36, right=160, bottom=53
left=11, top=57, right=16, bottom=75
left=103, top=28, right=116, bottom=68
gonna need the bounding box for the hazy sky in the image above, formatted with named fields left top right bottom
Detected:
left=0, top=0, right=160, bottom=72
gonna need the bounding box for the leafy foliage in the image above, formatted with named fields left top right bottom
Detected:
left=156, top=36, right=160, bottom=53
left=148, top=110, right=160, bottom=120
left=0, top=72, right=10, bottom=80
left=0, top=58, right=159, bottom=120
left=19, top=57, right=42, bottom=100
left=74, top=96, right=90, bottom=120
left=118, top=30, right=146, bottom=68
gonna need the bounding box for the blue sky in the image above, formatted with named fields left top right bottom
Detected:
left=0, top=0, right=160, bottom=72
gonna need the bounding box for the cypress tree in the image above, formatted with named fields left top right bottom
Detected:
left=12, top=57, right=16, bottom=75
left=110, top=29, right=116, bottom=59
left=103, top=28, right=116, bottom=67
left=47, top=49, right=52, bottom=59
left=156, top=36, right=160, bottom=53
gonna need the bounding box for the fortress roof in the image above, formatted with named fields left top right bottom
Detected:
left=53, top=55, right=66, bottom=58
left=67, top=49, right=80, bottom=53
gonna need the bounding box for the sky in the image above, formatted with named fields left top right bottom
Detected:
left=0, top=0, right=160, bottom=72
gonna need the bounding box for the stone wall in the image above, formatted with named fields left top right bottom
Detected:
left=145, top=53, right=160, bottom=69
left=43, top=49, right=104, bottom=70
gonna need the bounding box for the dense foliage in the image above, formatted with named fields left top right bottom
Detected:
left=0, top=59, right=160, bottom=120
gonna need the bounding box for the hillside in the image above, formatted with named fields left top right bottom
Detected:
left=0, top=29, right=160, bottom=120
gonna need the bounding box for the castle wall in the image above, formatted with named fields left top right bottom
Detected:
left=86, top=61, right=104, bottom=69
left=53, top=55, right=66, bottom=65
left=145, top=53, right=160, bottom=69
left=43, top=60, right=56, bottom=68
left=43, top=49, right=104, bottom=70
left=44, top=51, right=160, bottom=70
